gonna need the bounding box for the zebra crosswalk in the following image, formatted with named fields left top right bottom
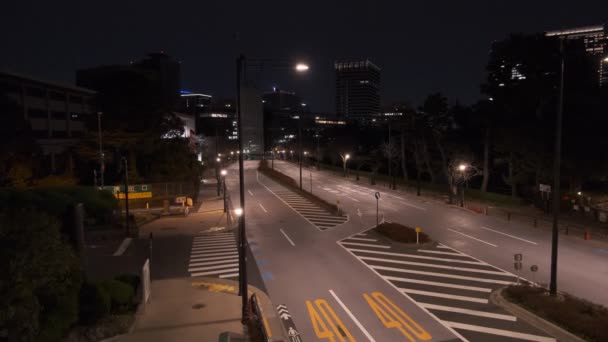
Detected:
left=340, top=231, right=556, bottom=342
left=188, top=232, right=239, bottom=279
left=272, top=190, right=348, bottom=230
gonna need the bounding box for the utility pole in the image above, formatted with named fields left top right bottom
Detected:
left=97, top=112, right=104, bottom=187
left=235, top=54, right=249, bottom=322
left=122, top=157, right=130, bottom=237
left=550, top=39, right=565, bottom=296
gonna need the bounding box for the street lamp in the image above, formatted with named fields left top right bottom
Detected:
left=341, top=153, right=350, bottom=177
left=458, top=164, right=467, bottom=207
left=298, top=103, right=306, bottom=190
left=235, top=55, right=309, bottom=322
left=221, top=169, right=227, bottom=213
left=216, top=157, right=222, bottom=196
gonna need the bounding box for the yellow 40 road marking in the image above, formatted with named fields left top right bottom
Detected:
left=364, top=292, right=431, bottom=342
left=306, top=299, right=356, bottom=342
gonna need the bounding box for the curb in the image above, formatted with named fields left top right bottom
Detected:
left=490, top=287, right=586, bottom=342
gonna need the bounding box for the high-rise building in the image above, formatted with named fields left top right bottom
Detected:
left=335, top=59, right=381, bottom=120
left=263, top=87, right=302, bottom=112
left=546, top=24, right=608, bottom=86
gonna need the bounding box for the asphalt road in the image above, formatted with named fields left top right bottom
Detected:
left=222, top=161, right=569, bottom=342
left=225, top=162, right=459, bottom=342
left=270, top=160, right=608, bottom=308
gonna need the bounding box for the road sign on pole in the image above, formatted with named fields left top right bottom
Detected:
left=415, top=227, right=422, bottom=244
left=375, top=192, right=381, bottom=227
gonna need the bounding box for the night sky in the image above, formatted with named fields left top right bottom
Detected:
left=2, top=1, right=607, bottom=112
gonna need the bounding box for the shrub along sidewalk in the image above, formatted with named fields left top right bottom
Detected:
left=258, top=160, right=341, bottom=215
left=503, top=285, right=608, bottom=342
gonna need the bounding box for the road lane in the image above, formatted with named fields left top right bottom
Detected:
left=273, top=160, right=608, bottom=307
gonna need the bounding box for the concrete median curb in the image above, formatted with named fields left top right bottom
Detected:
left=490, top=287, right=585, bottom=342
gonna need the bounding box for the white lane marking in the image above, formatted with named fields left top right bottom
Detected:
left=400, top=288, right=488, bottom=304
left=480, top=226, right=538, bottom=245
left=444, top=321, right=556, bottom=342
left=340, top=242, right=391, bottom=249
left=197, top=232, right=234, bottom=236
left=258, top=203, right=268, bottom=213
left=190, top=252, right=239, bottom=260
left=189, top=254, right=239, bottom=263
left=219, top=273, right=239, bottom=278
left=418, top=249, right=464, bottom=256
left=347, top=196, right=360, bottom=202
left=398, top=200, right=426, bottom=210
left=192, top=241, right=236, bottom=246
left=280, top=229, right=296, bottom=247
left=188, top=263, right=239, bottom=272
left=113, top=238, right=132, bottom=256
left=346, top=237, right=377, bottom=242
left=191, top=246, right=237, bottom=252
left=383, top=275, right=491, bottom=293
left=356, top=255, right=508, bottom=276
left=306, top=216, right=347, bottom=221
left=188, top=258, right=238, bottom=267
left=436, top=244, right=456, bottom=250
left=386, top=193, right=405, bottom=200
left=419, top=303, right=517, bottom=321
left=329, top=290, right=376, bottom=342
left=448, top=229, right=498, bottom=247
left=191, top=267, right=239, bottom=277
left=343, top=248, right=486, bottom=265
left=194, top=236, right=235, bottom=241
left=338, top=242, right=470, bottom=342
left=357, top=233, right=368, bottom=236
left=248, top=190, right=255, bottom=197
left=371, top=265, right=515, bottom=285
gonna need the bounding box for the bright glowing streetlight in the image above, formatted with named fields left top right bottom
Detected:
left=216, top=157, right=221, bottom=163
left=345, top=154, right=350, bottom=160
left=234, top=208, right=243, bottom=217
left=221, top=169, right=228, bottom=212
left=295, top=63, right=310, bottom=72
left=458, top=164, right=467, bottom=171
left=341, top=153, right=351, bottom=177
left=221, top=169, right=227, bottom=177
left=604, top=57, right=608, bottom=62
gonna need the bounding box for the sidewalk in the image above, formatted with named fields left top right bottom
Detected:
left=118, top=182, right=285, bottom=342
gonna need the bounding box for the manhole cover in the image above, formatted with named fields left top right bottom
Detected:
left=192, top=303, right=206, bottom=310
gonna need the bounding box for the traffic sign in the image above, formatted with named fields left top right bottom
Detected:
left=514, top=253, right=523, bottom=262
left=415, top=227, right=422, bottom=233
left=375, top=191, right=381, bottom=199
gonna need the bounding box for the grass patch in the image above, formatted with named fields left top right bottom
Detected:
left=374, top=222, right=431, bottom=244
left=258, top=160, right=341, bottom=215
left=503, top=285, right=608, bottom=342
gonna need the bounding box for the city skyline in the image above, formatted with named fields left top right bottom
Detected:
left=2, top=1, right=607, bottom=112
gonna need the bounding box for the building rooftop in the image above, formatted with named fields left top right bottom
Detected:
left=545, top=24, right=605, bottom=37
left=0, top=70, right=97, bottom=95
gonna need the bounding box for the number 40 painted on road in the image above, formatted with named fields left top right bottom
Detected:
left=364, top=292, right=432, bottom=342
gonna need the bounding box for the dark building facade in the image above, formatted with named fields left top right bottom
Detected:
left=546, top=24, right=608, bottom=87
left=263, top=88, right=302, bottom=112
left=335, top=59, right=381, bottom=120
left=0, top=71, right=96, bottom=174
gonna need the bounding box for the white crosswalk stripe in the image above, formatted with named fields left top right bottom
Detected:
left=339, top=230, right=555, bottom=342
left=268, top=185, right=348, bottom=230
left=188, top=233, right=239, bottom=279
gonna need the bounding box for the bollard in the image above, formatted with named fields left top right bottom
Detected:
left=585, top=230, right=590, bottom=240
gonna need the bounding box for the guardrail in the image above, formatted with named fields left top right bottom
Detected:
left=249, top=293, right=271, bottom=342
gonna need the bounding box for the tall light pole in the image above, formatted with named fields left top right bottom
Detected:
left=299, top=103, right=306, bottom=190
left=458, top=164, right=467, bottom=207
left=221, top=169, right=227, bottom=213
left=235, top=55, right=309, bottom=321
left=549, top=40, right=565, bottom=296
left=216, top=157, right=222, bottom=196
left=121, top=157, right=130, bottom=237
left=97, top=112, right=104, bottom=187
left=341, top=153, right=350, bottom=177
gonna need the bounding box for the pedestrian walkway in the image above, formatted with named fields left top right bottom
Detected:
left=339, top=231, right=556, bottom=342
left=189, top=232, right=239, bottom=279
left=271, top=189, right=348, bottom=230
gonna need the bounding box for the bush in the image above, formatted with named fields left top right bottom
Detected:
left=79, top=282, right=111, bottom=324
left=504, top=285, right=608, bottom=342
left=100, top=280, right=135, bottom=313
left=374, top=222, right=431, bottom=244
left=114, top=274, right=140, bottom=294
left=0, top=209, right=82, bottom=341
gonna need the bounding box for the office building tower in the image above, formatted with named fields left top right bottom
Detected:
left=335, top=59, right=381, bottom=120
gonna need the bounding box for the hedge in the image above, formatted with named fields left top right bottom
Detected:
left=374, top=222, right=431, bottom=244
